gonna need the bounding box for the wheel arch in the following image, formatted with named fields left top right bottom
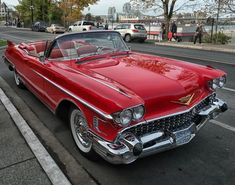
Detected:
left=55, top=99, right=83, bottom=122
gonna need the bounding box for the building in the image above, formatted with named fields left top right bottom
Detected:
left=108, top=7, right=116, bottom=22
left=0, top=0, right=8, bottom=20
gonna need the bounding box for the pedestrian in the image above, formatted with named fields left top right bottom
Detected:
left=168, top=31, right=173, bottom=41
left=104, top=21, right=109, bottom=30
left=194, top=24, right=203, bottom=44
left=160, top=23, right=166, bottom=40
left=171, top=21, right=177, bottom=41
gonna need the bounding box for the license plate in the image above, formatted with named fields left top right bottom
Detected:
left=174, top=128, right=192, bottom=146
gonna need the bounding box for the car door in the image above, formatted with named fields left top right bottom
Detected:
left=122, top=24, right=131, bottom=35
left=41, top=40, right=69, bottom=109
left=21, top=54, right=46, bottom=102
left=77, top=22, right=82, bottom=32
left=114, top=24, right=125, bottom=37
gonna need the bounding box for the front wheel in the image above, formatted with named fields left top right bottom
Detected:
left=14, top=70, right=24, bottom=88
left=124, top=34, right=131, bottom=42
left=69, top=107, right=97, bottom=159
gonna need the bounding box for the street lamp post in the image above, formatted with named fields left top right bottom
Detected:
left=215, top=0, right=221, bottom=35
left=30, top=0, right=34, bottom=25
left=5, top=7, right=8, bottom=24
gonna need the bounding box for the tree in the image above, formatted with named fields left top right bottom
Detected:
left=201, top=0, right=234, bottom=37
left=58, top=0, right=98, bottom=26
left=203, top=0, right=235, bottom=13
left=227, top=0, right=235, bottom=12
left=15, top=0, right=99, bottom=27
left=95, top=16, right=102, bottom=22
left=85, top=13, right=93, bottom=21
left=130, top=0, right=199, bottom=34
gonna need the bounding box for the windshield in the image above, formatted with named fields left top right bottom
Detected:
left=47, top=31, right=129, bottom=61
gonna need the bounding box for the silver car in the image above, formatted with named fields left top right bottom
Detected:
left=114, top=23, right=147, bottom=43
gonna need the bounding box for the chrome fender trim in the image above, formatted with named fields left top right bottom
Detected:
left=32, top=70, right=113, bottom=120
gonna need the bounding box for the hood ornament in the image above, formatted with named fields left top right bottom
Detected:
left=171, top=93, right=195, bottom=106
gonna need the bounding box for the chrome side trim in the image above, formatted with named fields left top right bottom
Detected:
left=32, top=70, right=113, bottom=120
left=62, top=65, right=132, bottom=98
left=117, top=93, right=214, bottom=137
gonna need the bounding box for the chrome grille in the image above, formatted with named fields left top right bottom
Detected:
left=125, top=96, right=211, bottom=137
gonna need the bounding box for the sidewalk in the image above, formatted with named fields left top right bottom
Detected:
left=0, top=100, right=51, bottom=185
left=155, top=41, right=235, bottom=54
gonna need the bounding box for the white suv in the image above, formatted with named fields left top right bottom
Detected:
left=114, top=23, right=147, bottom=43
left=68, top=21, right=96, bottom=32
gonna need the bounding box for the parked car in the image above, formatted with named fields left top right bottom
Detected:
left=114, top=23, right=147, bottom=42
left=3, top=31, right=227, bottom=164
left=68, top=20, right=96, bottom=32
left=46, top=24, right=66, bottom=34
left=32, top=21, right=47, bottom=32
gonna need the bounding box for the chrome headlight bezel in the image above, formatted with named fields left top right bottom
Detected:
left=208, top=75, right=226, bottom=90
left=112, top=105, right=145, bottom=127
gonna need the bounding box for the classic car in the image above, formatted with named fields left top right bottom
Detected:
left=3, top=31, right=227, bottom=164
left=46, top=24, right=66, bottom=34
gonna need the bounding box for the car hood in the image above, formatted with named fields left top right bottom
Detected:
left=68, top=52, right=211, bottom=118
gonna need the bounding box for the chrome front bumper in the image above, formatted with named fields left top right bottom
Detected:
left=92, top=98, right=227, bottom=164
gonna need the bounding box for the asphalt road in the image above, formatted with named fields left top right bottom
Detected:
left=0, top=27, right=235, bottom=185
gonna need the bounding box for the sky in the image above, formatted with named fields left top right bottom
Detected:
left=4, top=0, right=133, bottom=15
left=83, top=0, right=130, bottom=15
left=4, top=0, right=199, bottom=16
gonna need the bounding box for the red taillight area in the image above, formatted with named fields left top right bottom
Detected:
left=132, top=29, right=139, bottom=32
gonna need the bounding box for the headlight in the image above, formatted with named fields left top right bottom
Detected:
left=218, top=76, right=226, bottom=88
left=133, top=105, right=145, bottom=120
left=113, top=109, right=132, bottom=127
left=112, top=105, right=145, bottom=127
left=208, top=75, right=226, bottom=90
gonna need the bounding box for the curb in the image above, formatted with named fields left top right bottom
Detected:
left=0, top=75, right=97, bottom=185
left=15, top=28, right=31, bottom=31
left=0, top=87, right=71, bottom=185
left=155, top=42, right=235, bottom=54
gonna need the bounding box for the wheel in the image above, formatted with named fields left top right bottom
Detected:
left=14, top=70, right=24, bottom=88
left=69, top=107, right=97, bottom=159
left=68, top=28, right=72, bottom=32
left=124, top=34, right=131, bottom=42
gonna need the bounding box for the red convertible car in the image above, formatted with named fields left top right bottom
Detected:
left=3, top=31, right=227, bottom=164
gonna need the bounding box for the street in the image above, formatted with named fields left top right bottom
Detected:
left=0, top=27, right=235, bottom=185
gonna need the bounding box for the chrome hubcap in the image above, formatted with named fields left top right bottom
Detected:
left=126, top=35, right=131, bottom=42
left=73, top=113, right=91, bottom=149
left=14, top=71, right=20, bottom=85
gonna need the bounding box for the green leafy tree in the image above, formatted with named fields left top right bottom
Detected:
left=95, top=16, right=102, bottom=22
left=48, top=3, right=63, bottom=25
left=85, top=13, right=93, bottom=21
left=58, top=0, right=98, bottom=27
left=16, top=0, right=98, bottom=27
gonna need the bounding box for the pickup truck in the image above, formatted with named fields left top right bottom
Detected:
left=68, top=20, right=96, bottom=32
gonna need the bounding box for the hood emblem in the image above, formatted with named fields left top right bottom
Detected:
left=171, top=93, right=195, bottom=106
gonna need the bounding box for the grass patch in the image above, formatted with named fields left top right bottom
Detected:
left=0, top=39, right=7, bottom=47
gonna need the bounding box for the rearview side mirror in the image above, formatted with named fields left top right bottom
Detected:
left=39, top=53, right=45, bottom=63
